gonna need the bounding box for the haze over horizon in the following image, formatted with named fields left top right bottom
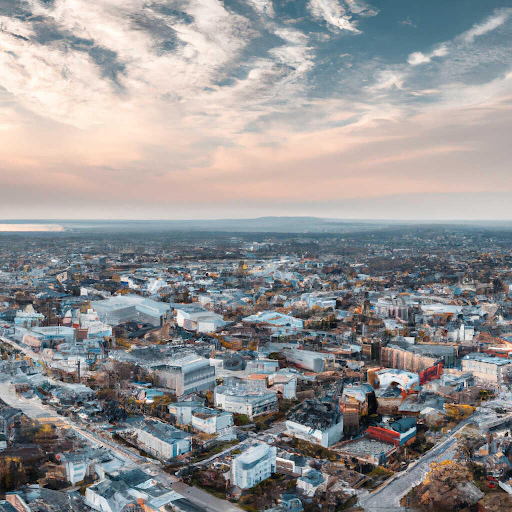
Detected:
left=2, top=0, right=512, bottom=219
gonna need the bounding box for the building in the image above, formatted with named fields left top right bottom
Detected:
left=134, top=419, right=192, bottom=460
left=0, top=406, right=22, bottom=439
left=175, top=304, right=226, bottom=333
left=461, top=353, right=512, bottom=386
left=296, top=469, right=325, bottom=497
left=152, top=353, right=216, bottom=397
left=168, top=403, right=235, bottom=438
left=368, top=368, right=420, bottom=391
left=215, top=385, right=278, bottom=419
left=191, top=407, right=234, bottom=437
left=242, top=311, right=303, bottom=334
left=380, top=345, right=444, bottom=384
left=231, top=443, right=277, bottom=489
left=366, top=417, right=417, bottom=447
left=168, top=401, right=204, bottom=425
left=282, top=348, right=334, bottom=373
left=286, top=399, right=343, bottom=448
left=14, top=305, right=44, bottom=329
left=90, top=295, right=170, bottom=327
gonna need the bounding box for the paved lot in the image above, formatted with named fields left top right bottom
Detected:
left=172, top=481, right=243, bottom=512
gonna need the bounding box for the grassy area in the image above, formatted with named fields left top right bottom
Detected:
left=238, top=474, right=296, bottom=511
left=286, top=437, right=339, bottom=461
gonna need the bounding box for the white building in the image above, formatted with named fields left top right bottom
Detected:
left=215, top=385, right=278, bottom=419
left=231, top=443, right=277, bottom=489
left=168, top=402, right=235, bottom=439
left=282, top=348, right=334, bottom=373
left=373, top=368, right=420, bottom=391
left=242, top=311, right=303, bottom=334
left=175, top=304, right=226, bottom=333
left=134, top=419, right=191, bottom=460
left=90, top=294, right=170, bottom=327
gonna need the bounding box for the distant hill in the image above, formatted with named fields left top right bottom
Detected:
left=2, top=217, right=512, bottom=234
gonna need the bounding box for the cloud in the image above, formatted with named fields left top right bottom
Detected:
left=247, top=0, right=274, bottom=18
left=462, top=8, right=512, bottom=43
left=307, top=0, right=361, bottom=33
left=0, top=3, right=512, bottom=219
left=407, top=45, right=448, bottom=66
left=370, top=70, right=405, bottom=90
left=344, top=0, right=378, bottom=18
left=399, top=16, right=416, bottom=28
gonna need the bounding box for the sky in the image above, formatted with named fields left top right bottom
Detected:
left=1, top=0, right=512, bottom=220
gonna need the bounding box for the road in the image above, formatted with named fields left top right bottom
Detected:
left=0, top=371, right=243, bottom=511
left=193, top=439, right=249, bottom=468
left=171, top=481, right=244, bottom=512
left=0, top=335, right=45, bottom=363
left=1, top=383, right=244, bottom=511
left=358, top=415, right=478, bottom=511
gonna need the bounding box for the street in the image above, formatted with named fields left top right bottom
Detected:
left=358, top=414, right=479, bottom=511
left=0, top=380, right=243, bottom=512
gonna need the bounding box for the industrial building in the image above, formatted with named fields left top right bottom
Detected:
left=231, top=443, right=277, bottom=489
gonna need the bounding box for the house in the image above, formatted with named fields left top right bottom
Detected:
left=0, top=406, right=22, bottom=439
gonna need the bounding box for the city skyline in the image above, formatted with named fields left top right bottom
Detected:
left=1, top=1, right=512, bottom=219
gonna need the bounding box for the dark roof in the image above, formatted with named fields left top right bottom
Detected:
left=113, top=468, right=151, bottom=487
left=0, top=501, right=17, bottom=512
left=390, top=417, right=417, bottom=433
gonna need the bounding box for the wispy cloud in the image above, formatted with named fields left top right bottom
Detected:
left=0, top=2, right=511, bottom=219
left=399, top=16, right=416, bottom=28
left=344, top=0, right=378, bottom=18
left=407, top=45, right=448, bottom=66
left=462, top=7, right=512, bottom=43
